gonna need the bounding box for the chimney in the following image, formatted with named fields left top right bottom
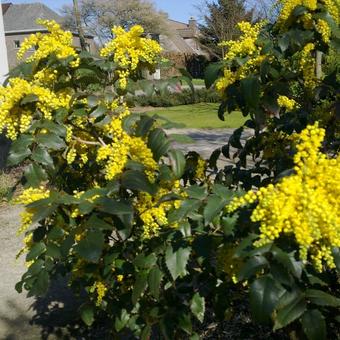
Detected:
left=188, top=17, right=198, bottom=33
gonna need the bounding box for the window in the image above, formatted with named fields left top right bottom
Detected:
left=14, top=40, right=21, bottom=49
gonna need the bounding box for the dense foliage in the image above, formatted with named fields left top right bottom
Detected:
left=1, top=0, right=339, bottom=338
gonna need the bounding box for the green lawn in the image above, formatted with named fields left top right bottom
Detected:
left=192, top=78, right=205, bottom=86
left=147, top=103, right=246, bottom=129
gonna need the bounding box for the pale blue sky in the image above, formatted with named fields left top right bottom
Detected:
left=3, top=0, right=202, bottom=23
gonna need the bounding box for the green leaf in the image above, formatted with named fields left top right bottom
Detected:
left=134, top=253, right=157, bottom=269
left=274, top=292, right=306, bottom=330
left=168, top=150, right=186, bottom=179
left=96, top=198, right=133, bottom=216
left=165, top=246, right=191, bottom=280
left=24, top=163, right=47, bottom=187
left=190, top=293, right=205, bottom=323
left=46, top=243, right=61, bottom=259
left=238, top=255, right=268, bottom=281
left=31, top=146, right=54, bottom=167
left=178, top=313, right=193, bottom=334
left=240, top=77, right=260, bottom=108
left=203, top=194, right=226, bottom=224
left=74, top=230, right=104, bottom=263
left=121, top=170, right=157, bottom=195
left=301, top=310, right=327, bottom=340
left=90, top=104, right=107, bottom=119
left=186, top=185, right=207, bottom=200
left=132, top=271, right=148, bottom=304
left=36, top=133, right=66, bottom=150
left=115, top=309, right=130, bottom=332
left=204, top=62, right=223, bottom=88
left=26, top=242, right=46, bottom=261
left=29, top=269, right=50, bottom=296
left=79, top=303, right=95, bottom=326
left=250, top=275, right=283, bottom=324
left=305, top=289, right=340, bottom=307
left=147, top=128, right=170, bottom=161
left=272, top=247, right=302, bottom=279
left=7, top=148, right=31, bottom=166
left=148, top=266, right=163, bottom=300
left=85, top=214, right=113, bottom=230
left=221, top=214, right=238, bottom=236
left=20, top=93, right=39, bottom=105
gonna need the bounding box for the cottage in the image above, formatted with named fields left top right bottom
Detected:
left=1, top=2, right=96, bottom=69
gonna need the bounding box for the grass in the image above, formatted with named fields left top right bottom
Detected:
left=147, top=103, right=247, bottom=129
left=192, top=78, right=205, bottom=86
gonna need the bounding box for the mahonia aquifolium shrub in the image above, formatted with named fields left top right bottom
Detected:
left=210, top=0, right=339, bottom=190
left=1, top=0, right=340, bottom=337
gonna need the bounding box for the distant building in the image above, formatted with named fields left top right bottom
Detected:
left=1, top=2, right=96, bottom=69
left=160, top=18, right=211, bottom=78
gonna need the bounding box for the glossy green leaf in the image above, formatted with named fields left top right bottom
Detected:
left=148, top=266, right=163, bottom=300
left=31, top=146, right=54, bottom=167
left=238, top=255, right=268, bottom=281
left=26, top=242, right=46, bottom=261
left=190, top=293, right=205, bottom=323
left=250, top=275, right=283, bottom=324
left=168, top=149, right=186, bottom=179
left=36, top=133, right=66, bottom=150
left=74, top=230, right=105, bottom=263
left=79, top=303, right=95, bottom=326
left=132, top=271, right=148, bottom=304
left=203, top=194, right=226, bottom=224
left=305, top=289, right=340, bottom=307
left=121, top=170, right=157, bottom=195
left=301, top=309, right=327, bottom=340
left=204, top=62, right=223, bottom=88
left=24, top=163, right=47, bottom=187
left=165, top=246, right=191, bottom=280
left=274, top=292, right=306, bottom=330
left=7, top=148, right=31, bottom=166
left=21, top=93, right=39, bottom=105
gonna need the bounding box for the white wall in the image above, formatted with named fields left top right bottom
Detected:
left=0, top=4, right=9, bottom=84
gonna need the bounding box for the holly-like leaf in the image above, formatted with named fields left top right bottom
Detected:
left=301, top=309, right=327, bottom=340
left=121, top=170, right=157, bottom=195
left=190, top=293, right=205, bottom=323
left=74, top=230, right=105, bottom=263
left=274, top=291, right=306, bottom=330
left=250, top=275, right=284, bottom=324
left=168, top=149, right=186, bottom=179
left=79, top=303, right=95, bottom=326
left=305, top=289, right=340, bottom=307
left=203, top=194, right=226, bottom=224
left=165, top=246, right=191, bottom=280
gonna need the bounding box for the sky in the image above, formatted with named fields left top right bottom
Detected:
left=3, top=0, right=202, bottom=23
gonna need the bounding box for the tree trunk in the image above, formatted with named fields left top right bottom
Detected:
left=73, top=0, right=87, bottom=51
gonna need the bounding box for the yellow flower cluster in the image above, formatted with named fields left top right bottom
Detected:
left=14, top=187, right=50, bottom=234
left=322, top=0, right=340, bottom=24
left=316, top=19, right=331, bottom=43
left=90, top=281, right=107, bottom=306
left=299, top=43, right=317, bottom=89
left=227, top=123, right=340, bottom=272
left=97, top=105, right=157, bottom=181
left=216, top=21, right=265, bottom=93
left=0, top=78, right=70, bottom=140
left=195, top=157, right=207, bottom=181
left=277, top=0, right=339, bottom=28
left=17, top=19, right=79, bottom=67
left=136, top=181, right=183, bottom=238
left=278, top=0, right=317, bottom=27
left=100, top=25, right=162, bottom=89
left=277, top=95, right=299, bottom=110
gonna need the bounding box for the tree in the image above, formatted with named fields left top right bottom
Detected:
left=198, top=0, right=254, bottom=57
left=61, top=0, right=169, bottom=45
